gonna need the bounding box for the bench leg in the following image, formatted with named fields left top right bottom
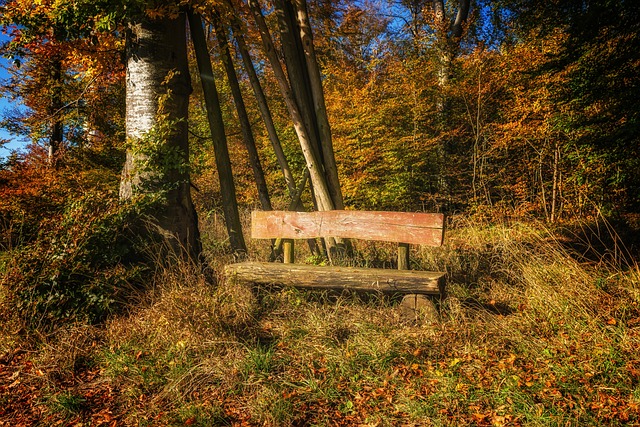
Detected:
left=400, top=294, right=439, bottom=324
left=398, top=243, right=410, bottom=270
left=283, top=239, right=294, bottom=263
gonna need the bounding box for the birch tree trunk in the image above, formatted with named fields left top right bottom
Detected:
left=119, top=13, right=201, bottom=258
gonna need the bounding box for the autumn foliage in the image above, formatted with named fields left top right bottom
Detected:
left=1, top=0, right=640, bottom=425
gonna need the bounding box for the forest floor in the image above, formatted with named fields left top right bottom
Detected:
left=1, top=216, right=639, bottom=426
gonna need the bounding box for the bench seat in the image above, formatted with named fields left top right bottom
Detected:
left=225, top=261, right=446, bottom=295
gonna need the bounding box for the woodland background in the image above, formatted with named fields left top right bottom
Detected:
left=1, top=0, right=639, bottom=221
left=0, top=0, right=639, bottom=426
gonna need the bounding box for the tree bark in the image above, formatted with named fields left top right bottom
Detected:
left=48, top=57, right=63, bottom=165
left=247, top=0, right=335, bottom=212
left=551, top=142, right=560, bottom=223
left=228, top=16, right=297, bottom=197
left=293, top=0, right=344, bottom=209
left=188, top=10, right=247, bottom=253
left=432, top=0, right=471, bottom=109
left=119, top=13, right=201, bottom=259
left=273, top=0, right=319, bottom=159
left=213, top=12, right=272, bottom=212
left=432, top=0, right=471, bottom=201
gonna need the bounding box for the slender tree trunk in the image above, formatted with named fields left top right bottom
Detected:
left=293, top=0, right=344, bottom=209
left=273, top=0, right=320, bottom=159
left=432, top=0, right=471, bottom=203
left=228, top=14, right=311, bottom=217
left=188, top=10, right=246, bottom=253
left=539, top=147, right=549, bottom=221
left=247, top=0, right=335, bottom=212
left=48, top=57, right=63, bottom=165
left=119, top=13, right=201, bottom=258
left=551, top=142, right=560, bottom=223
left=229, top=18, right=297, bottom=197
left=213, top=13, right=272, bottom=212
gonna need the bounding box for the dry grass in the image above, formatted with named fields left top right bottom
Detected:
left=1, top=214, right=639, bottom=426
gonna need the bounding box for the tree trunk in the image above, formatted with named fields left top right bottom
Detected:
left=551, top=142, right=560, bottom=223
left=228, top=17, right=297, bottom=197
left=213, top=13, right=272, bottom=212
left=48, top=57, right=63, bottom=165
left=247, top=0, right=335, bottom=212
left=119, top=13, right=201, bottom=259
left=432, top=0, right=471, bottom=202
left=188, top=10, right=247, bottom=253
left=273, top=0, right=346, bottom=213
left=293, top=0, right=344, bottom=209
left=273, top=0, right=320, bottom=160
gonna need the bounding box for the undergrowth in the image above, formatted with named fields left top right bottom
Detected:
left=1, top=215, right=639, bottom=426
left=0, top=191, right=145, bottom=332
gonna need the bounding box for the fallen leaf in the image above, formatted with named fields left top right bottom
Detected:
left=472, top=412, right=487, bottom=422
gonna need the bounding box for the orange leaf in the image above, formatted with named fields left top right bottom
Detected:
left=472, top=412, right=488, bottom=422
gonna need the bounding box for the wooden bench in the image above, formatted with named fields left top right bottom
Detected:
left=225, top=210, right=446, bottom=298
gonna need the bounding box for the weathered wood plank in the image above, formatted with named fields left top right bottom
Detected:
left=225, top=262, right=446, bottom=294
left=251, top=211, right=444, bottom=246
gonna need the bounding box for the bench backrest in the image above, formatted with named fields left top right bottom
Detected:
left=251, top=210, right=444, bottom=246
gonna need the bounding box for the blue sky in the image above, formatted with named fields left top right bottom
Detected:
left=0, top=32, right=27, bottom=160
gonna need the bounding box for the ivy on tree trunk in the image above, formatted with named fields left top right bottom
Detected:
left=119, top=13, right=201, bottom=259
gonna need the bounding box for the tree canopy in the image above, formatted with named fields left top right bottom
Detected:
left=1, top=0, right=638, bottom=246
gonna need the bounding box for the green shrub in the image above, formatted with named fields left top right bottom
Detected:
left=0, top=190, right=146, bottom=330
